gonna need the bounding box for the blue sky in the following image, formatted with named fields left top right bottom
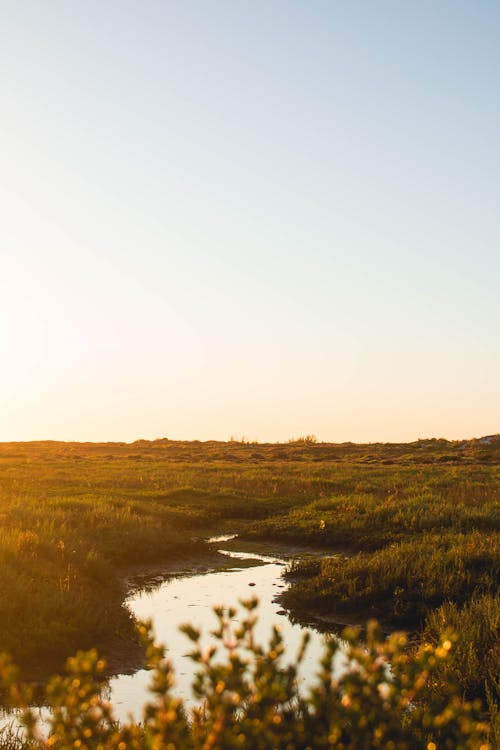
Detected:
left=1, top=1, right=498, bottom=442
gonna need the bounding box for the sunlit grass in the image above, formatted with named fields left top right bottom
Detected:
left=0, top=437, right=497, bottom=696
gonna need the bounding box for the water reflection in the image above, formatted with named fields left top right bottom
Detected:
left=109, top=546, right=345, bottom=723
left=0, top=543, right=346, bottom=734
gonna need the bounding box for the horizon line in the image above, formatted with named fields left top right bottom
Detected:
left=0, top=434, right=498, bottom=447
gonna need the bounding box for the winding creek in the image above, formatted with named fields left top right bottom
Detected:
left=109, top=535, right=345, bottom=722
left=2, top=537, right=346, bottom=731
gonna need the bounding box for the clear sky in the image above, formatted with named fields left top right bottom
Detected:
left=1, top=1, right=498, bottom=443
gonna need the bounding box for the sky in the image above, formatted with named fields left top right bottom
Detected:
left=0, top=1, right=499, bottom=443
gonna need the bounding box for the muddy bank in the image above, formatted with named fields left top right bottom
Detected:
left=277, top=595, right=394, bottom=637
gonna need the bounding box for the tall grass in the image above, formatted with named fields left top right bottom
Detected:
left=282, top=532, right=499, bottom=625
left=423, top=593, right=500, bottom=700
left=0, top=437, right=497, bottom=686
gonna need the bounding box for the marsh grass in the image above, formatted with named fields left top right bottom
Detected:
left=281, top=532, right=499, bottom=624
left=0, top=437, right=497, bottom=690
left=423, top=594, right=500, bottom=700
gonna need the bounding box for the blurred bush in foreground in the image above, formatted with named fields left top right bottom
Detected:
left=0, top=599, right=496, bottom=750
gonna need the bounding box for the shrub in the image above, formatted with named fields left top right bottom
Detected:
left=0, top=600, right=493, bottom=749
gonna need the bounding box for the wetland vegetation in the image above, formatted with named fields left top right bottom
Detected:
left=0, top=436, right=498, bottom=746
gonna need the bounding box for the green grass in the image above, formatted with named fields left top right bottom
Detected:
left=244, top=478, right=499, bottom=550
left=0, top=436, right=497, bottom=690
left=423, top=593, right=500, bottom=701
left=281, top=532, right=499, bottom=626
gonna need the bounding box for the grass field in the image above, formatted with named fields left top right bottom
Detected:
left=0, top=436, right=497, bottom=705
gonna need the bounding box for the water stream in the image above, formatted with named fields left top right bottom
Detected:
left=1, top=538, right=344, bottom=732
left=108, top=537, right=344, bottom=723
